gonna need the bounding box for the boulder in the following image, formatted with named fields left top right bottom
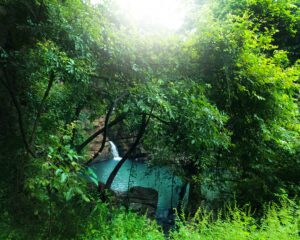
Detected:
left=121, top=186, right=158, bottom=218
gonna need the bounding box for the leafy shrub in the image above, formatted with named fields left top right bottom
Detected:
left=79, top=203, right=165, bottom=240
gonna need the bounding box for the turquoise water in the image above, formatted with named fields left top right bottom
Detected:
left=89, top=159, right=189, bottom=218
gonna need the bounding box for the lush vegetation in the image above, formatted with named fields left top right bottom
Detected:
left=0, top=0, right=299, bottom=239
left=2, top=197, right=299, bottom=239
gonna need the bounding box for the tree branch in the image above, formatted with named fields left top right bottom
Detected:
left=75, top=113, right=126, bottom=153
left=104, top=112, right=150, bottom=190
left=84, top=103, right=114, bottom=165
left=29, top=71, right=55, bottom=145
left=83, top=93, right=129, bottom=164
left=143, top=112, right=171, bottom=125
left=70, top=103, right=84, bottom=146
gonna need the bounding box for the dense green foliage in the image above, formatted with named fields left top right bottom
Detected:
left=0, top=0, right=299, bottom=239
left=2, top=197, right=298, bottom=239
left=183, top=0, right=300, bottom=207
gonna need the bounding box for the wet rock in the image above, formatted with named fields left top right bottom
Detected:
left=108, top=124, right=148, bottom=162
left=87, top=116, right=148, bottom=162
left=87, top=117, right=112, bottom=162
left=120, top=186, right=158, bottom=218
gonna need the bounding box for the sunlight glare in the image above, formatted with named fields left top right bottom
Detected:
left=91, top=0, right=187, bottom=30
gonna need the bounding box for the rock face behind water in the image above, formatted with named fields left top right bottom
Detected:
left=86, top=117, right=112, bottom=162
left=120, top=186, right=158, bottom=218
left=108, top=123, right=148, bottom=162
left=87, top=116, right=147, bottom=163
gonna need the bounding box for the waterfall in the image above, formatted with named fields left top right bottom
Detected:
left=109, top=141, right=122, bottom=161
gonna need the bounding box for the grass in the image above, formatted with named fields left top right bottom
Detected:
left=1, top=198, right=299, bottom=239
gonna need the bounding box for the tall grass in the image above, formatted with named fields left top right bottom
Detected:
left=1, top=198, right=298, bottom=239
left=170, top=199, right=299, bottom=240
left=79, top=198, right=299, bottom=240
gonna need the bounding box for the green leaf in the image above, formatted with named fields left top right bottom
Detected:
left=55, top=169, right=63, bottom=175
left=61, top=173, right=68, bottom=183
left=87, top=168, right=98, bottom=179
left=65, top=189, right=73, bottom=201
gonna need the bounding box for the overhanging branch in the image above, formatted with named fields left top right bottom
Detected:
left=30, top=71, right=55, bottom=145
left=75, top=113, right=126, bottom=153
left=104, top=111, right=150, bottom=190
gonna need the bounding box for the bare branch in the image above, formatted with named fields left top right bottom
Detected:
left=104, top=112, right=150, bottom=190
left=84, top=93, right=129, bottom=164
left=143, top=112, right=171, bottom=125
left=84, top=103, right=114, bottom=165
left=76, top=113, right=126, bottom=153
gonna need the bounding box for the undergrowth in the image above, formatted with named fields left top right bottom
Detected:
left=1, top=198, right=298, bottom=239
left=170, top=198, right=299, bottom=240
left=78, top=198, right=299, bottom=240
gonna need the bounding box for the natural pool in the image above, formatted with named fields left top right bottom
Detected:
left=89, top=142, right=189, bottom=218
